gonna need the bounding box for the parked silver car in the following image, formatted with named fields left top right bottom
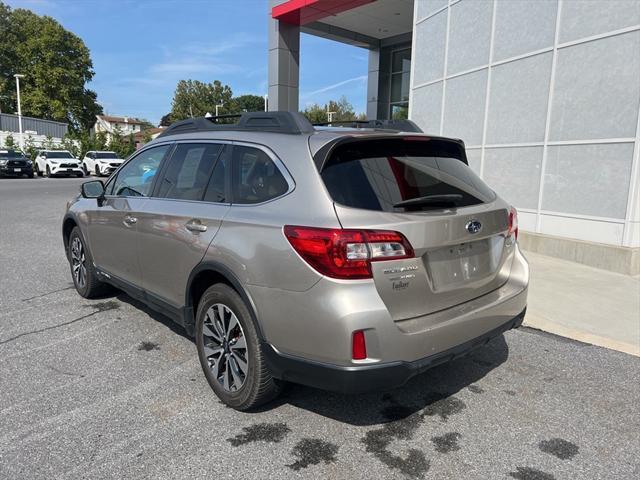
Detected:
left=62, top=112, right=528, bottom=410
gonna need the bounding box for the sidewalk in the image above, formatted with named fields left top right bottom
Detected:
left=523, top=251, right=640, bottom=356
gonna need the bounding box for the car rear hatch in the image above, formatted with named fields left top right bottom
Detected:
left=317, top=135, right=516, bottom=321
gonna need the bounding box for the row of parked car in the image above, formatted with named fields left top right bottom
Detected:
left=0, top=149, right=125, bottom=179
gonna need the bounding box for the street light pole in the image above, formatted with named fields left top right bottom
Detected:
left=14, top=74, right=25, bottom=151
left=215, top=103, right=224, bottom=117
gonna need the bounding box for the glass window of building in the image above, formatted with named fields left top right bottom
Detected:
left=390, top=48, right=411, bottom=119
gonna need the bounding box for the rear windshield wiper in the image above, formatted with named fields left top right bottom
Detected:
left=393, top=194, right=463, bottom=209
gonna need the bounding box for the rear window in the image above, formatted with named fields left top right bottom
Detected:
left=320, top=138, right=495, bottom=212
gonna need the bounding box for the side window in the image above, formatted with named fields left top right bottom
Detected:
left=231, top=146, right=289, bottom=204
left=155, top=143, right=223, bottom=201
left=109, top=145, right=169, bottom=197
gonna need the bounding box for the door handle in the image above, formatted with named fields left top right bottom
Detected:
left=123, top=215, right=137, bottom=226
left=185, top=220, right=207, bottom=233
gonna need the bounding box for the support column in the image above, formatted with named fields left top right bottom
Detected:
left=366, top=49, right=381, bottom=120
left=268, top=2, right=300, bottom=112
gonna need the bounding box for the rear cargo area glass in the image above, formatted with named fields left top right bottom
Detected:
left=321, top=138, right=495, bottom=212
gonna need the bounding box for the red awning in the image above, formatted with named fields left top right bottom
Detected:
left=272, top=0, right=375, bottom=26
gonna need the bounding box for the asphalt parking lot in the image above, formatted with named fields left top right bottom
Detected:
left=1, top=177, right=639, bottom=480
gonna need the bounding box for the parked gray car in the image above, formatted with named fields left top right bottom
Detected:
left=62, top=112, right=528, bottom=410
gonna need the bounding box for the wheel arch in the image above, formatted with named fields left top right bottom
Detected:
left=185, top=261, right=265, bottom=341
left=62, top=213, right=79, bottom=258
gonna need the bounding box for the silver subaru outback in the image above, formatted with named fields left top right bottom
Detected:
left=62, top=112, right=528, bottom=410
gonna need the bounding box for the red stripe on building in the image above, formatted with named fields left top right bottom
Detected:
left=272, top=0, right=375, bottom=26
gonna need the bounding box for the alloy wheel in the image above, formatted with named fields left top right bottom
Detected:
left=70, top=236, right=87, bottom=289
left=202, top=303, right=249, bottom=392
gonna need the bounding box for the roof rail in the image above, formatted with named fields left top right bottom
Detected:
left=158, top=111, right=315, bottom=137
left=313, top=119, right=423, bottom=133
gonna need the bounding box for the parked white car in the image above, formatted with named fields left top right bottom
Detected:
left=34, top=150, right=84, bottom=177
left=82, top=150, right=125, bottom=177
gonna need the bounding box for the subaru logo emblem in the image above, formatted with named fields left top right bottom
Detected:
left=466, top=220, right=482, bottom=234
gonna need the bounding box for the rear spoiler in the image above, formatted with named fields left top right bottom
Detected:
left=312, top=119, right=423, bottom=133
left=312, top=134, right=468, bottom=172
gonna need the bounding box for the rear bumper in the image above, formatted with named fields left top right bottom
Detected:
left=264, top=308, right=525, bottom=394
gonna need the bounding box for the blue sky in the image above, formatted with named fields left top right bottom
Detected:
left=7, top=0, right=369, bottom=124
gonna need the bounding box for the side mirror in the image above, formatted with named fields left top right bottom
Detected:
left=81, top=180, right=105, bottom=203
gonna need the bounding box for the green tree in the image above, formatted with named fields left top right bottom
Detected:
left=301, top=96, right=364, bottom=124
left=107, top=126, right=135, bottom=159
left=170, top=79, right=233, bottom=121
left=24, top=134, right=37, bottom=159
left=159, top=113, right=173, bottom=127
left=61, top=134, right=79, bottom=158
left=142, top=129, right=153, bottom=144
left=231, top=94, right=265, bottom=113
left=4, top=133, right=15, bottom=149
left=43, top=134, right=54, bottom=150
left=0, top=2, right=103, bottom=131
left=301, top=103, right=327, bottom=123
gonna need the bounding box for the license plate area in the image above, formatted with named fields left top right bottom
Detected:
left=425, top=236, right=504, bottom=291
left=14, top=168, right=21, bottom=172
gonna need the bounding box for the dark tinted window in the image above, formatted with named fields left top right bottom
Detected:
left=155, top=143, right=223, bottom=201
left=95, top=152, right=118, bottom=159
left=109, top=145, right=169, bottom=197
left=0, top=150, right=24, bottom=159
left=231, top=146, right=288, bottom=204
left=203, top=154, right=227, bottom=203
left=45, top=151, right=74, bottom=159
left=321, top=138, right=495, bottom=212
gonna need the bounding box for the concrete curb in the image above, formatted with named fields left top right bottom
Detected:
left=524, top=314, right=640, bottom=357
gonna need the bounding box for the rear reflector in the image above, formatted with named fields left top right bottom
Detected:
left=508, top=207, right=518, bottom=240
left=284, top=225, right=415, bottom=280
left=352, top=330, right=367, bottom=360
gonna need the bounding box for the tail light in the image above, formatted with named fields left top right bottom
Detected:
left=508, top=207, right=518, bottom=240
left=283, top=225, right=414, bottom=280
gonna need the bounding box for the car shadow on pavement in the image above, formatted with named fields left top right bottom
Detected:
left=264, top=335, right=510, bottom=427
left=114, top=292, right=194, bottom=342
left=113, top=290, right=509, bottom=427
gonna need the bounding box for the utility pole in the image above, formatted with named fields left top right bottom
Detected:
left=264, top=94, right=268, bottom=112
left=14, top=74, right=25, bottom=151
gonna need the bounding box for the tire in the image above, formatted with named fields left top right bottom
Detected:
left=77, top=171, right=84, bottom=178
left=27, top=172, right=34, bottom=178
left=196, top=284, right=281, bottom=411
left=45, top=165, right=51, bottom=177
left=35, top=163, right=42, bottom=177
left=95, top=165, right=101, bottom=177
left=68, top=227, right=110, bottom=298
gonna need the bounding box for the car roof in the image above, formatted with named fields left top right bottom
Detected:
left=147, top=111, right=466, bottom=168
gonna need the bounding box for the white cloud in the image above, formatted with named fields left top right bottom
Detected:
left=301, top=75, right=367, bottom=98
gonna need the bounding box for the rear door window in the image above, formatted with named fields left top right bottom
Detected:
left=155, top=143, right=224, bottom=201
left=320, top=138, right=495, bottom=212
left=231, top=146, right=289, bottom=204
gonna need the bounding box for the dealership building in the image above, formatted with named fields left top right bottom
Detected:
left=268, top=0, right=640, bottom=273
